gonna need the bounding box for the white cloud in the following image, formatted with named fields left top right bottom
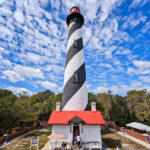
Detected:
left=1, top=76, right=6, bottom=79
left=141, top=0, right=150, bottom=6
left=14, top=65, right=44, bottom=79
left=118, top=81, right=150, bottom=95
left=17, top=52, right=50, bottom=65
left=0, top=59, right=12, bottom=67
left=133, top=60, right=150, bottom=69
left=0, top=47, right=9, bottom=54
left=129, top=0, right=142, bottom=9
left=94, top=86, right=109, bottom=93
left=99, top=19, right=118, bottom=44
left=38, top=0, right=49, bottom=7
left=122, top=12, right=147, bottom=29
left=2, top=65, right=44, bottom=82
left=83, top=26, right=92, bottom=45
left=142, top=21, right=150, bottom=34
left=6, top=86, right=33, bottom=96
left=36, top=81, right=57, bottom=89
left=139, top=76, right=150, bottom=83
left=129, top=0, right=150, bottom=8
left=0, top=0, right=149, bottom=96
left=0, top=0, right=5, bottom=5
left=84, top=0, right=99, bottom=20
left=94, top=85, right=119, bottom=94
left=99, top=63, right=113, bottom=69
left=14, top=10, right=24, bottom=24
left=115, top=48, right=131, bottom=55
left=127, top=60, right=150, bottom=75
left=3, top=70, right=24, bottom=82
left=0, top=54, right=12, bottom=70
left=94, top=81, right=150, bottom=95
left=0, top=26, right=13, bottom=42
left=99, top=0, right=122, bottom=22
left=0, top=7, right=12, bottom=16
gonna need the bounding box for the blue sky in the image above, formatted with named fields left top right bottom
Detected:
left=0, top=0, right=150, bottom=96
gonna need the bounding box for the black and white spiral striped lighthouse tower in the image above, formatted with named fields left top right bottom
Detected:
left=62, top=6, right=88, bottom=111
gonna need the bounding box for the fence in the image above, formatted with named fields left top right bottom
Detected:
left=107, top=121, right=149, bottom=143
left=0, top=126, right=37, bottom=145
left=0, top=121, right=50, bottom=145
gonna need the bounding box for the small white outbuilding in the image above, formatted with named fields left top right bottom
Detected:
left=48, top=102, right=105, bottom=149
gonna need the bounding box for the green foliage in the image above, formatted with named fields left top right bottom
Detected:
left=0, top=90, right=17, bottom=129
left=0, top=88, right=150, bottom=132
left=0, top=89, right=13, bottom=99
left=125, top=89, right=149, bottom=123
left=97, top=93, right=113, bottom=118
left=0, top=89, right=56, bottom=131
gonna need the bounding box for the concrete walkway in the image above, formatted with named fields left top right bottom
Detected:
left=0, top=129, right=37, bottom=149
left=41, top=139, right=52, bottom=150
left=110, top=128, right=150, bottom=149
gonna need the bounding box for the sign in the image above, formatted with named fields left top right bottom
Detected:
left=30, top=136, right=39, bottom=150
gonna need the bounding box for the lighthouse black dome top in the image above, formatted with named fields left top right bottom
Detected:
left=66, top=6, right=84, bottom=26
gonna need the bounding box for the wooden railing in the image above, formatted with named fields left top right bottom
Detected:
left=107, top=121, right=149, bottom=143
left=0, top=121, right=50, bottom=145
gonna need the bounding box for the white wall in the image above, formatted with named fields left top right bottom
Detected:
left=82, top=125, right=101, bottom=142
left=82, top=125, right=102, bottom=149
left=52, top=124, right=102, bottom=149
left=52, top=125, right=70, bottom=139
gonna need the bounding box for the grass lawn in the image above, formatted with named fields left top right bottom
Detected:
left=101, top=129, right=148, bottom=150
left=1, top=128, right=52, bottom=150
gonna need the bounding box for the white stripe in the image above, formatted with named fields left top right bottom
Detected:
left=63, top=81, right=88, bottom=111
left=68, top=22, right=75, bottom=30
left=63, top=49, right=84, bottom=87
left=67, top=28, right=82, bottom=52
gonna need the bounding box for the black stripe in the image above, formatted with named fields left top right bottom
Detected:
left=85, top=104, right=90, bottom=111
left=62, top=63, right=86, bottom=110
left=65, top=38, right=83, bottom=68
left=68, top=23, right=82, bottom=40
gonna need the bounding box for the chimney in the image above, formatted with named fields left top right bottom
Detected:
left=56, top=102, right=61, bottom=111
left=91, top=102, right=96, bottom=111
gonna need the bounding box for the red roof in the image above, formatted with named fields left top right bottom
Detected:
left=48, top=111, right=105, bottom=125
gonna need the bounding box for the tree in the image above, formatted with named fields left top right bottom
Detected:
left=109, top=95, right=130, bottom=126
left=125, top=89, right=147, bottom=121
left=135, top=102, right=149, bottom=122
left=0, top=89, right=13, bottom=99
left=97, top=92, right=113, bottom=119
left=0, top=94, right=17, bottom=129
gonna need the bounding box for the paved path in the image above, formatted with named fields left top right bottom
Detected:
left=41, top=139, right=52, bottom=150
left=110, top=128, right=150, bottom=149
left=0, top=129, right=37, bottom=149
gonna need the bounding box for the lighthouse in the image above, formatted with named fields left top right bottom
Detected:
left=48, top=7, right=105, bottom=150
left=62, top=6, right=88, bottom=111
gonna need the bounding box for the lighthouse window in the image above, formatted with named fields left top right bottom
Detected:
left=73, top=40, right=78, bottom=48
left=73, top=72, right=79, bottom=83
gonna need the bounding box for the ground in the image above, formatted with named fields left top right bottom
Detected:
left=0, top=128, right=51, bottom=150
left=0, top=128, right=148, bottom=150
left=102, top=129, right=148, bottom=150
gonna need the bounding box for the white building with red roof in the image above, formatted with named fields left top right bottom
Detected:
left=48, top=102, right=105, bottom=149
